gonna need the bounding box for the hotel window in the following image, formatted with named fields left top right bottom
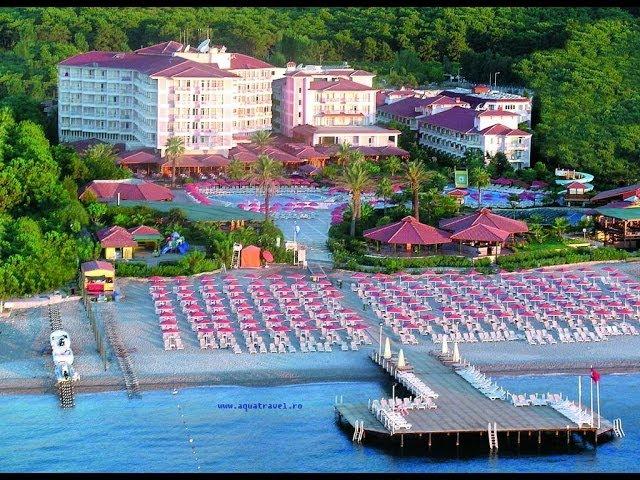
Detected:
left=191, top=135, right=197, bottom=143
left=186, top=80, right=191, bottom=88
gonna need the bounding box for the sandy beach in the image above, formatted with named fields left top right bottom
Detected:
left=2, top=262, right=640, bottom=396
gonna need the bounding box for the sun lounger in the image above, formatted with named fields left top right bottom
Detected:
left=300, top=343, right=308, bottom=353
left=269, top=343, right=277, bottom=353
left=350, top=341, right=359, bottom=351
left=308, top=342, right=316, bottom=352
left=341, top=342, right=349, bottom=351
left=232, top=344, right=242, bottom=354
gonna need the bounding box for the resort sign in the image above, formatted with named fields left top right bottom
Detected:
left=454, top=169, right=469, bottom=189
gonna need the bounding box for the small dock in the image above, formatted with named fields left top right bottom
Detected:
left=47, top=305, right=75, bottom=408
left=335, top=348, right=618, bottom=453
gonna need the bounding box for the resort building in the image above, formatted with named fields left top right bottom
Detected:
left=80, top=260, right=115, bottom=296
left=272, top=63, right=377, bottom=137
left=79, top=179, right=174, bottom=202
left=440, top=86, right=533, bottom=125
left=590, top=183, right=640, bottom=206
left=376, top=95, right=471, bottom=130
left=57, top=40, right=285, bottom=156
left=96, top=226, right=138, bottom=260
left=594, top=202, right=640, bottom=249
left=418, top=106, right=532, bottom=169
left=291, top=125, right=401, bottom=148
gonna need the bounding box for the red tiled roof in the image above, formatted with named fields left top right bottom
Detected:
left=229, top=145, right=259, bottom=163
left=96, top=226, right=138, bottom=248
left=60, top=51, right=237, bottom=78
left=161, top=154, right=230, bottom=168
left=477, top=108, right=519, bottom=117
left=363, top=216, right=452, bottom=246
left=419, top=106, right=477, bottom=133
left=135, top=41, right=184, bottom=56
left=230, top=53, right=273, bottom=70
left=81, top=260, right=114, bottom=273
left=127, top=225, right=161, bottom=236
left=278, top=143, right=329, bottom=159
left=478, top=124, right=531, bottom=136
left=81, top=180, right=174, bottom=202
left=449, top=223, right=510, bottom=243
left=447, top=189, right=468, bottom=197
left=566, top=181, right=586, bottom=190
left=591, top=183, right=640, bottom=202
left=117, top=149, right=161, bottom=165
left=229, top=53, right=273, bottom=69
left=439, top=208, right=529, bottom=235
left=378, top=95, right=471, bottom=118
left=65, top=138, right=125, bottom=154
left=308, top=79, right=374, bottom=92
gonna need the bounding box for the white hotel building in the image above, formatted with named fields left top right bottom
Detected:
left=418, top=106, right=532, bottom=169
left=57, top=41, right=285, bottom=156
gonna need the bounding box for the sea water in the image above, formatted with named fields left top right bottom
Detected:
left=0, top=373, right=637, bottom=472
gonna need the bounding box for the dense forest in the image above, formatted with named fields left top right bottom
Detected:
left=0, top=7, right=638, bottom=185
left=1, top=7, right=640, bottom=298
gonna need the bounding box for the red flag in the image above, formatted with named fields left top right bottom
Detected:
left=591, top=367, right=601, bottom=383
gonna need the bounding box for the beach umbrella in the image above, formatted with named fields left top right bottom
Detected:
left=441, top=336, right=449, bottom=355
left=452, top=342, right=460, bottom=363
left=397, top=349, right=406, bottom=368
left=383, top=337, right=392, bottom=359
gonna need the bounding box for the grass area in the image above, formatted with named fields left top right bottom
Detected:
left=515, top=239, right=568, bottom=252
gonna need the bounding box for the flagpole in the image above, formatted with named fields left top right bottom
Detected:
left=590, top=366, right=594, bottom=428
left=578, top=375, right=582, bottom=412
left=597, top=380, right=601, bottom=429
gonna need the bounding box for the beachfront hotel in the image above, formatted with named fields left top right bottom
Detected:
left=272, top=63, right=401, bottom=148
left=417, top=106, right=532, bottom=169
left=57, top=40, right=285, bottom=156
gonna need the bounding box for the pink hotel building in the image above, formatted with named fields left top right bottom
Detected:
left=58, top=41, right=400, bottom=156
left=273, top=63, right=399, bottom=148
left=58, top=41, right=285, bottom=156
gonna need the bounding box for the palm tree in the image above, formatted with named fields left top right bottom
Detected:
left=250, top=130, right=273, bottom=148
left=165, top=136, right=185, bottom=188
left=384, top=155, right=403, bottom=178
left=528, top=223, right=547, bottom=244
left=335, top=142, right=352, bottom=168
left=470, top=166, right=491, bottom=208
left=85, top=143, right=117, bottom=164
left=248, top=154, right=283, bottom=221
left=376, top=177, right=393, bottom=215
left=508, top=193, right=520, bottom=216
left=405, top=160, right=430, bottom=222
left=338, top=161, right=373, bottom=237
left=348, top=149, right=366, bottom=166
left=227, top=158, right=246, bottom=180
left=551, top=217, right=570, bottom=240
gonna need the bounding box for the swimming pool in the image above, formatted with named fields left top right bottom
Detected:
left=445, top=187, right=547, bottom=208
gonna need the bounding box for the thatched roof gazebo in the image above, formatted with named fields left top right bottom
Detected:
left=363, top=216, right=452, bottom=254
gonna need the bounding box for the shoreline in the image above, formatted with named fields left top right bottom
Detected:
left=3, top=360, right=640, bottom=397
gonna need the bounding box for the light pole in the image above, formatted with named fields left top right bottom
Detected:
left=583, top=228, right=587, bottom=240
left=378, top=322, right=384, bottom=357
left=494, top=72, right=500, bottom=90
left=293, top=224, right=300, bottom=266
left=392, top=382, right=397, bottom=402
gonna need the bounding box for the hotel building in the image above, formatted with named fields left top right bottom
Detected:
left=57, top=40, right=285, bottom=156
left=418, top=106, right=532, bottom=169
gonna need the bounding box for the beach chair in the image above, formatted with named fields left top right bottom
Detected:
left=269, top=343, right=277, bottom=353
left=341, top=342, right=349, bottom=351
left=308, top=342, right=316, bottom=352
left=259, top=344, right=267, bottom=354
left=324, top=342, right=332, bottom=352
left=316, top=342, right=325, bottom=352
left=350, top=341, right=359, bottom=351
left=287, top=344, right=296, bottom=353
left=278, top=342, right=287, bottom=354
left=232, top=344, right=242, bottom=354
left=300, top=343, right=308, bottom=353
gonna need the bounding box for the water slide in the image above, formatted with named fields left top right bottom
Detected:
left=555, top=169, right=594, bottom=192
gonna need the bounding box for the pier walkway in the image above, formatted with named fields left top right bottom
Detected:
left=336, top=347, right=615, bottom=451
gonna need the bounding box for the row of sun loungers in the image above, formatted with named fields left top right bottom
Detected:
left=456, top=366, right=508, bottom=401
left=396, top=372, right=439, bottom=400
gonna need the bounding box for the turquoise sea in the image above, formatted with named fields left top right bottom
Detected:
left=0, top=373, right=637, bottom=472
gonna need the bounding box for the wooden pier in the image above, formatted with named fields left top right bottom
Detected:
left=335, top=348, right=617, bottom=453
left=102, top=303, right=141, bottom=398
left=47, top=305, right=76, bottom=408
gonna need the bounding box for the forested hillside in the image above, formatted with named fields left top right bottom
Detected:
left=0, top=7, right=638, bottom=185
